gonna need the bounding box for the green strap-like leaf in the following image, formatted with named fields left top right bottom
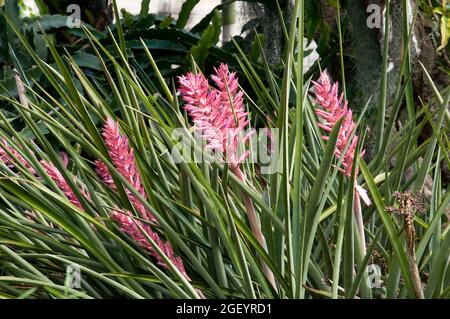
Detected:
left=359, top=159, right=416, bottom=297
left=177, top=0, right=201, bottom=29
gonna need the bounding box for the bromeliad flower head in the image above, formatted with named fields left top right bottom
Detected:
left=111, top=209, right=190, bottom=281
left=101, top=118, right=145, bottom=197
left=97, top=118, right=156, bottom=223
left=0, top=139, right=90, bottom=210
left=313, top=72, right=364, bottom=177
left=95, top=160, right=114, bottom=189
left=210, top=64, right=239, bottom=96
left=210, top=64, right=249, bottom=140
left=177, top=72, right=211, bottom=109
left=178, top=64, right=252, bottom=169
left=40, top=160, right=87, bottom=210
left=0, top=138, right=37, bottom=175
left=313, top=72, right=371, bottom=205
left=178, top=72, right=222, bottom=149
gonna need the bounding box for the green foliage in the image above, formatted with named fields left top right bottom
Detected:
left=431, top=0, right=450, bottom=51
left=0, top=0, right=257, bottom=131
left=139, top=0, right=150, bottom=19
left=190, top=9, right=222, bottom=69
left=177, top=0, right=201, bottom=29
left=0, top=0, right=448, bottom=300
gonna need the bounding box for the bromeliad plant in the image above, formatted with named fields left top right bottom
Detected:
left=178, top=64, right=275, bottom=288
left=0, top=0, right=448, bottom=299
left=97, top=118, right=190, bottom=281
left=1, top=118, right=191, bottom=282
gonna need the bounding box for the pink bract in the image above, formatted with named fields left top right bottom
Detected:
left=313, top=72, right=371, bottom=205
left=111, top=209, right=190, bottom=281
left=97, top=118, right=156, bottom=223
left=313, top=72, right=366, bottom=177
left=178, top=64, right=252, bottom=168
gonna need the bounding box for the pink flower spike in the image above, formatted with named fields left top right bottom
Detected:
left=99, top=118, right=156, bottom=223
left=0, top=141, right=91, bottom=209
left=211, top=63, right=239, bottom=96
left=95, top=160, right=115, bottom=190
left=313, top=72, right=370, bottom=206
left=178, top=64, right=251, bottom=171
left=102, top=119, right=145, bottom=196
left=111, top=209, right=190, bottom=281
left=40, top=160, right=86, bottom=209
left=0, top=138, right=37, bottom=175
left=60, top=152, right=69, bottom=168
left=314, top=72, right=360, bottom=177
left=179, top=65, right=277, bottom=288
